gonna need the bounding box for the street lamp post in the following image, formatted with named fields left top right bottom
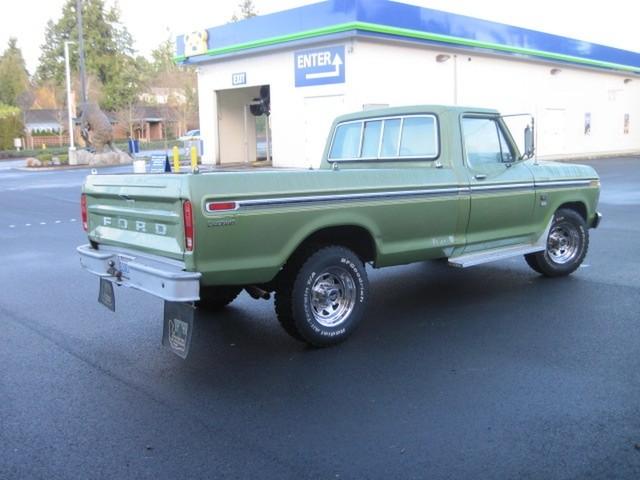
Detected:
left=64, top=40, right=77, bottom=165
left=76, top=0, right=88, bottom=104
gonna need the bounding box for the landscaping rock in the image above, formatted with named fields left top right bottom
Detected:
left=76, top=149, right=131, bottom=166
left=25, top=157, right=42, bottom=168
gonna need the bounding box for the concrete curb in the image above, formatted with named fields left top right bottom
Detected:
left=540, top=151, right=640, bottom=162
left=16, top=161, right=133, bottom=172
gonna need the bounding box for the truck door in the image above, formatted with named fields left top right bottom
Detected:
left=461, top=115, right=536, bottom=252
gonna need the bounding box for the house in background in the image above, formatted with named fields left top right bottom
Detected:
left=115, top=105, right=180, bottom=142
left=23, top=106, right=187, bottom=148
left=24, top=109, right=65, bottom=134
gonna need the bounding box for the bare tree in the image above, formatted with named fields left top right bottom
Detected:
left=230, top=0, right=258, bottom=22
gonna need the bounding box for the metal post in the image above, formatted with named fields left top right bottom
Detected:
left=265, top=114, right=271, bottom=164
left=76, top=0, right=88, bottom=104
left=243, top=104, right=249, bottom=163
left=190, top=145, right=199, bottom=173
left=64, top=41, right=77, bottom=164
left=453, top=54, right=458, bottom=105
left=172, top=145, right=181, bottom=172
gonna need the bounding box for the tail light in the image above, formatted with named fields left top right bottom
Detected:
left=183, top=200, right=194, bottom=251
left=80, top=194, right=88, bottom=231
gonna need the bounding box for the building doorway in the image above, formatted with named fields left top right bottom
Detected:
left=216, top=85, right=272, bottom=165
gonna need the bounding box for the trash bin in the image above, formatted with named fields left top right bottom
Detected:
left=128, top=138, right=140, bottom=154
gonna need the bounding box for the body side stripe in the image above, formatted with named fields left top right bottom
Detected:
left=204, top=179, right=595, bottom=212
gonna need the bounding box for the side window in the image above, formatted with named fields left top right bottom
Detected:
left=329, top=122, right=362, bottom=159
left=330, top=115, right=439, bottom=160
left=361, top=120, right=382, bottom=157
left=380, top=119, right=401, bottom=157
left=497, top=126, right=515, bottom=163
left=462, top=117, right=504, bottom=169
left=399, top=117, right=437, bottom=157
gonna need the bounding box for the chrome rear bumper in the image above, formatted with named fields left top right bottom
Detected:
left=77, top=244, right=201, bottom=302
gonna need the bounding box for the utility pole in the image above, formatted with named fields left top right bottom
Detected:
left=64, top=41, right=77, bottom=164
left=76, top=0, right=88, bottom=104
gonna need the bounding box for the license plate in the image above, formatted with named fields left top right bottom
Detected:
left=162, top=302, right=195, bottom=359
left=98, top=277, right=116, bottom=312
left=116, top=255, right=132, bottom=277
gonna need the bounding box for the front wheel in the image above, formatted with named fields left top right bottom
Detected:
left=275, top=246, right=369, bottom=347
left=525, top=208, right=589, bottom=277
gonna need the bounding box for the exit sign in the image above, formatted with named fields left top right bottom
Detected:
left=232, top=72, right=246, bottom=86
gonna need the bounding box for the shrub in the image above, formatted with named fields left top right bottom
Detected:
left=0, top=104, right=24, bottom=150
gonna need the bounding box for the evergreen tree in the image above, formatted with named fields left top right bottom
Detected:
left=150, top=38, right=178, bottom=75
left=0, top=38, right=30, bottom=107
left=35, top=0, right=143, bottom=110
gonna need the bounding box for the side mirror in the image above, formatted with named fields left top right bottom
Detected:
left=523, top=124, right=535, bottom=159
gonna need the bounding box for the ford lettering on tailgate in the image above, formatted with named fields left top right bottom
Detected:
left=102, top=216, right=167, bottom=235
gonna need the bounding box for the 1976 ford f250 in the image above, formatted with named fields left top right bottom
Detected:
left=78, top=105, right=601, bottom=355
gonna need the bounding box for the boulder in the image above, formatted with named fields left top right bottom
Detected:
left=76, top=149, right=131, bottom=166
left=25, top=157, right=42, bottom=168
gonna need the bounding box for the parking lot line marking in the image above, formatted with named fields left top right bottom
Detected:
left=5, top=219, right=84, bottom=229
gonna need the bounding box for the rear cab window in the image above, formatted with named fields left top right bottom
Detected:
left=329, top=114, right=439, bottom=161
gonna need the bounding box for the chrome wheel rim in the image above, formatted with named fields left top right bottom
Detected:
left=547, top=221, right=580, bottom=264
left=310, top=267, right=357, bottom=327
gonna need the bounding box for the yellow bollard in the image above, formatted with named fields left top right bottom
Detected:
left=42, top=144, right=46, bottom=150
left=190, top=145, right=198, bottom=172
left=172, top=146, right=180, bottom=173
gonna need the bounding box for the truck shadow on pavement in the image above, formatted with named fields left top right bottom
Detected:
left=183, top=259, right=585, bottom=370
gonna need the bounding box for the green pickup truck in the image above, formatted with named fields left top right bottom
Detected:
left=78, top=105, right=601, bottom=353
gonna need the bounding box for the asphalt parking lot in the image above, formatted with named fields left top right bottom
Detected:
left=1, top=157, right=639, bottom=479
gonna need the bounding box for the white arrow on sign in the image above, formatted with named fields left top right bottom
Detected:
left=305, top=54, right=343, bottom=80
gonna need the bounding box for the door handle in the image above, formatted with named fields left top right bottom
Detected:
left=474, top=174, right=487, bottom=180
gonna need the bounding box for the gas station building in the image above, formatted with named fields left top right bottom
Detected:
left=175, top=0, right=640, bottom=168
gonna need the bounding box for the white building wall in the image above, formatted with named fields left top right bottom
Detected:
left=196, top=44, right=350, bottom=167
left=196, top=38, right=640, bottom=167
left=352, top=39, right=640, bottom=159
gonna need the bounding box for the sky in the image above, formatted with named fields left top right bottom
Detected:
left=0, top=0, right=638, bottom=75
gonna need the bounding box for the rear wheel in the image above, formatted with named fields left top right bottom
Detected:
left=525, top=208, right=589, bottom=277
left=275, top=246, right=369, bottom=347
left=196, top=286, right=242, bottom=310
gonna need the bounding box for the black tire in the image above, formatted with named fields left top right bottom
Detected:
left=196, top=286, right=242, bottom=310
left=524, top=208, right=589, bottom=277
left=524, top=254, right=544, bottom=274
left=275, top=246, right=369, bottom=347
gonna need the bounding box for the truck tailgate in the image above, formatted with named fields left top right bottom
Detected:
left=83, top=174, right=186, bottom=260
